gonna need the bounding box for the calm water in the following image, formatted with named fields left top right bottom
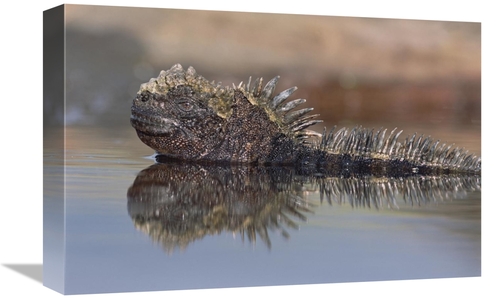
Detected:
left=44, top=125, right=481, bottom=295
left=40, top=8, right=482, bottom=294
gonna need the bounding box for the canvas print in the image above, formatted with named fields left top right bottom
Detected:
left=43, top=4, right=481, bottom=295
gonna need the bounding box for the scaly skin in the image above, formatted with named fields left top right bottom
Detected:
left=130, top=64, right=481, bottom=175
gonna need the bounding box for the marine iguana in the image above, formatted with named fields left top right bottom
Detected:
left=130, top=64, right=481, bottom=175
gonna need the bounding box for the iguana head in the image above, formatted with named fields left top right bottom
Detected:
left=130, top=64, right=321, bottom=161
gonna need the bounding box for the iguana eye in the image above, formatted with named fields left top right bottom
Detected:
left=177, top=99, right=194, bottom=112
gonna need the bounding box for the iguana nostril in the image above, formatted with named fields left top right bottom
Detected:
left=140, top=94, right=149, bottom=102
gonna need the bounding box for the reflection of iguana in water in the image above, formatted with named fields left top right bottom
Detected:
left=130, top=64, right=481, bottom=175
left=127, top=163, right=313, bottom=252
left=127, top=162, right=480, bottom=253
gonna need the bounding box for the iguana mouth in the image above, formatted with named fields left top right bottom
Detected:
left=130, top=106, right=179, bottom=136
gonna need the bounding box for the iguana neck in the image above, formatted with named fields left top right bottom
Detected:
left=202, top=90, right=293, bottom=163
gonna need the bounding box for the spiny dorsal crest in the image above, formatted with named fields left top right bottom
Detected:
left=317, top=126, right=481, bottom=173
left=141, top=64, right=323, bottom=142
left=236, top=74, right=323, bottom=143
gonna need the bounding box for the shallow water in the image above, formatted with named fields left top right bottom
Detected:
left=43, top=125, right=480, bottom=294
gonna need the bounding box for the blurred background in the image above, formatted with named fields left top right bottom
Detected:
left=48, top=4, right=480, bottom=145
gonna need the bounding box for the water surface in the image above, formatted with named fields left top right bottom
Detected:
left=44, top=125, right=480, bottom=294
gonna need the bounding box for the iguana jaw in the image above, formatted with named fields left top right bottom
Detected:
left=130, top=98, right=180, bottom=136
